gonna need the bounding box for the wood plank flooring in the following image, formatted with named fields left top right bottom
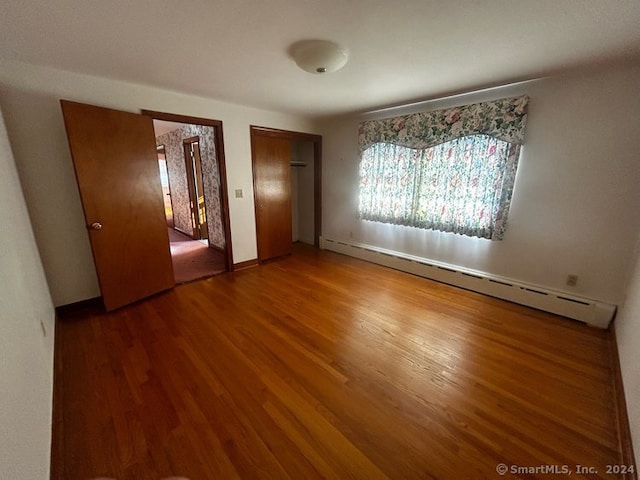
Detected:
left=54, top=244, right=623, bottom=479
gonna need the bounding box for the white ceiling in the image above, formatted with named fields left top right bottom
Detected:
left=1, top=0, right=639, bottom=117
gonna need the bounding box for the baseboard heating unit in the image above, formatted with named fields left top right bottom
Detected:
left=320, top=237, right=616, bottom=329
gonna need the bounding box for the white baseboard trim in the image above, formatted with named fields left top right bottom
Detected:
left=320, top=237, right=616, bottom=329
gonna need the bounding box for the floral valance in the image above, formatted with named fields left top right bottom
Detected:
left=358, top=95, right=529, bottom=153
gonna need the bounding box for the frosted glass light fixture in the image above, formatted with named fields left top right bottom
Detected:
left=290, top=40, right=348, bottom=74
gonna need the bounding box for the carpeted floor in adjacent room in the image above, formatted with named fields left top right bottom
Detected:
left=168, top=228, right=226, bottom=284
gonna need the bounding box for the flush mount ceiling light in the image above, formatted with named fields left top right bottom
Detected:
left=290, top=40, right=348, bottom=74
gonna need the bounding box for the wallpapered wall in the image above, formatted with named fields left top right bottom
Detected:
left=156, top=124, right=225, bottom=249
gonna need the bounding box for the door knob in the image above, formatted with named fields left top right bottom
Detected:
left=90, top=222, right=103, bottom=230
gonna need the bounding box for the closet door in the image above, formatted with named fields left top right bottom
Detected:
left=251, top=133, right=292, bottom=261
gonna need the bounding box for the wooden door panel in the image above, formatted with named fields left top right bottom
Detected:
left=252, top=135, right=292, bottom=260
left=61, top=100, right=174, bottom=310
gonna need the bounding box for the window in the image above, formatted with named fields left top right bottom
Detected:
left=357, top=96, right=529, bottom=240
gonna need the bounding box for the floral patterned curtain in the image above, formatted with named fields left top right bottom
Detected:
left=358, top=136, right=520, bottom=239
left=358, top=95, right=529, bottom=153
left=357, top=96, right=529, bottom=240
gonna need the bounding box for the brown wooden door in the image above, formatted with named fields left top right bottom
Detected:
left=61, top=100, right=175, bottom=311
left=252, top=134, right=292, bottom=261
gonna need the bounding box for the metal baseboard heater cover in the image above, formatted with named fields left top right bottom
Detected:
left=320, top=237, right=616, bottom=329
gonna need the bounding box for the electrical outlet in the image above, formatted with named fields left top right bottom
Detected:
left=235, top=188, right=243, bottom=198
left=566, top=274, right=578, bottom=287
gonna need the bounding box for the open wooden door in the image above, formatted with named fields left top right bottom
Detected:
left=61, top=100, right=175, bottom=311
left=252, top=133, right=292, bottom=261
left=183, top=137, right=208, bottom=240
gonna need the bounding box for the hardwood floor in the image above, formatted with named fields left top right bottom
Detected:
left=54, top=244, right=623, bottom=479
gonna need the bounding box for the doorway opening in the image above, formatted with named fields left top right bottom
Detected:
left=146, top=111, right=234, bottom=284
left=183, top=137, right=208, bottom=242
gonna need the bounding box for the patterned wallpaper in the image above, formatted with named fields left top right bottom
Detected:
left=156, top=124, right=225, bottom=249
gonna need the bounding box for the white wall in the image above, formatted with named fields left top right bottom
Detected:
left=0, top=104, right=55, bottom=479
left=616, top=233, right=640, bottom=463
left=319, top=63, right=640, bottom=305
left=0, top=59, right=318, bottom=306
